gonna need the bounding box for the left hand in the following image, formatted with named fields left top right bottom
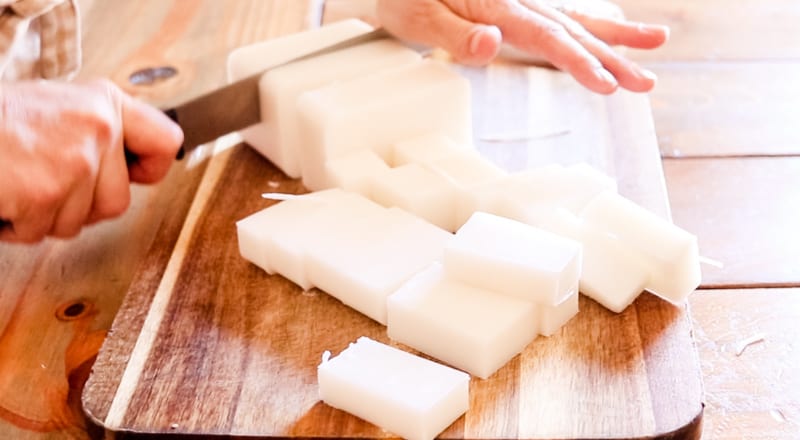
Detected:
left=376, top=0, right=669, bottom=94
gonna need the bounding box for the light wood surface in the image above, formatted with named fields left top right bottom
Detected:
left=1, top=0, right=799, bottom=439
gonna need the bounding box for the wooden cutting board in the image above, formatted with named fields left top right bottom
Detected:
left=81, top=57, right=704, bottom=438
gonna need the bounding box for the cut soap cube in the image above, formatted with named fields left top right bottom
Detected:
left=580, top=191, right=701, bottom=304
left=296, top=59, right=472, bottom=191
left=256, top=39, right=421, bottom=177
left=318, top=337, right=469, bottom=440
left=325, top=149, right=391, bottom=198
left=444, top=212, right=582, bottom=305
left=226, top=19, right=374, bottom=166
left=388, top=263, right=538, bottom=379
left=391, top=133, right=475, bottom=168
left=370, top=163, right=460, bottom=232
left=305, top=206, right=452, bottom=325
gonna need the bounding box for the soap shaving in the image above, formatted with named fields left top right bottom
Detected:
left=699, top=255, right=725, bottom=268
left=734, top=332, right=766, bottom=356
left=262, top=193, right=317, bottom=201
left=480, top=128, right=570, bottom=143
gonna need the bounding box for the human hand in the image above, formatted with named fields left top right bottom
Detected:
left=0, top=79, right=183, bottom=243
left=376, top=0, right=669, bottom=93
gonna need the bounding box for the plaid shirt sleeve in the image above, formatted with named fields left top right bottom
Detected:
left=0, top=0, right=80, bottom=80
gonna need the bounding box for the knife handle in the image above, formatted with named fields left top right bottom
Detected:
left=124, top=108, right=184, bottom=166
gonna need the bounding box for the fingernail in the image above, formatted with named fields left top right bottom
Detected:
left=594, top=67, right=617, bottom=86
left=469, top=25, right=501, bottom=57
left=640, top=68, right=658, bottom=81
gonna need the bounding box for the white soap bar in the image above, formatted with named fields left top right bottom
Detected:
left=257, top=39, right=421, bottom=177
left=391, top=133, right=475, bottom=168
left=445, top=212, right=582, bottom=305
left=370, top=163, right=461, bottom=232
left=318, top=337, right=469, bottom=440
left=306, top=206, right=452, bottom=325
left=388, top=263, right=538, bottom=379
left=227, top=19, right=374, bottom=163
left=296, top=59, right=472, bottom=191
left=537, top=289, right=579, bottom=336
left=236, top=189, right=386, bottom=290
left=580, top=191, right=701, bottom=304
left=426, top=151, right=506, bottom=187
left=540, top=208, right=650, bottom=313
left=325, top=149, right=391, bottom=198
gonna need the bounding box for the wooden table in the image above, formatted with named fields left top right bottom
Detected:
left=0, top=1, right=797, bottom=439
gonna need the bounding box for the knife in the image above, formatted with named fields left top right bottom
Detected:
left=140, top=27, right=393, bottom=163
left=1, top=28, right=393, bottom=233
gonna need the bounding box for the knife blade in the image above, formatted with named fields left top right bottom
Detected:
left=161, top=27, right=393, bottom=160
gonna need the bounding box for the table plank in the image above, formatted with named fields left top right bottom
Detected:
left=614, top=0, right=800, bottom=62
left=649, top=62, right=800, bottom=158
left=689, top=289, right=800, bottom=438
left=664, top=157, right=800, bottom=288
left=82, top=50, right=703, bottom=440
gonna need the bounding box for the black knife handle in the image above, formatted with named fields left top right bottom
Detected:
left=0, top=218, right=10, bottom=232
left=124, top=107, right=184, bottom=167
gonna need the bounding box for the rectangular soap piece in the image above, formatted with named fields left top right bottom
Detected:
left=391, top=132, right=475, bottom=168
left=318, top=337, right=469, bottom=440
left=236, top=189, right=385, bottom=291
left=226, top=19, right=374, bottom=164
left=325, top=149, right=391, bottom=198
left=444, top=212, right=582, bottom=305
left=388, top=263, right=539, bottom=379
left=580, top=191, right=701, bottom=304
left=305, top=205, right=453, bottom=325
left=296, top=59, right=472, bottom=191
left=540, top=208, right=650, bottom=313
left=257, top=39, right=421, bottom=177
left=370, top=163, right=461, bottom=232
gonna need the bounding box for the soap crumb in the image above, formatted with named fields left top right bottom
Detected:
left=267, top=181, right=280, bottom=188
left=699, top=255, right=725, bottom=269
left=170, top=423, right=179, bottom=430
left=734, top=333, right=766, bottom=356
left=322, top=350, right=331, bottom=363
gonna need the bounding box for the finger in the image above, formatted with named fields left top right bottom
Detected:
left=0, top=202, right=58, bottom=244
left=477, top=0, right=618, bottom=94
left=49, top=174, right=95, bottom=238
left=563, top=9, right=669, bottom=49
left=121, top=94, right=183, bottom=184
left=521, top=1, right=656, bottom=92
left=87, top=128, right=131, bottom=224
left=377, top=0, right=503, bottom=65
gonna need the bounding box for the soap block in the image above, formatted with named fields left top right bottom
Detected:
left=306, top=206, right=452, bottom=325
left=370, top=163, right=461, bottom=232
left=296, top=59, right=472, bottom=191
left=495, top=163, right=616, bottom=228
left=426, top=151, right=507, bottom=187
left=325, top=150, right=391, bottom=198
left=257, top=39, right=421, bottom=177
left=453, top=177, right=512, bottom=230
left=537, top=289, right=579, bottom=336
left=226, top=19, right=373, bottom=80
left=236, top=195, right=324, bottom=289
left=541, top=208, right=649, bottom=312
left=580, top=191, right=701, bottom=304
left=226, top=19, right=374, bottom=170
left=391, top=133, right=475, bottom=168
left=444, top=212, right=582, bottom=305
left=388, top=263, right=538, bottom=379
left=236, top=189, right=386, bottom=291
left=318, top=337, right=469, bottom=440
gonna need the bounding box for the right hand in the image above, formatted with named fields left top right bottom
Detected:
left=0, top=78, right=183, bottom=243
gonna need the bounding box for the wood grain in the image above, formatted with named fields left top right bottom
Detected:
left=648, top=62, right=800, bottom=158
left=613, top=0, right=800, bottom=62
left=82, top=51, right=703, bottom=438
left=663, top=157, right=800, bottom=288
left=690, top=289, right=800, bottom=438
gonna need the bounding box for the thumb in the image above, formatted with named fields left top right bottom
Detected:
left=121, top=94, right=184, bottom=184
left=378, top=0, right=503, bottom=65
